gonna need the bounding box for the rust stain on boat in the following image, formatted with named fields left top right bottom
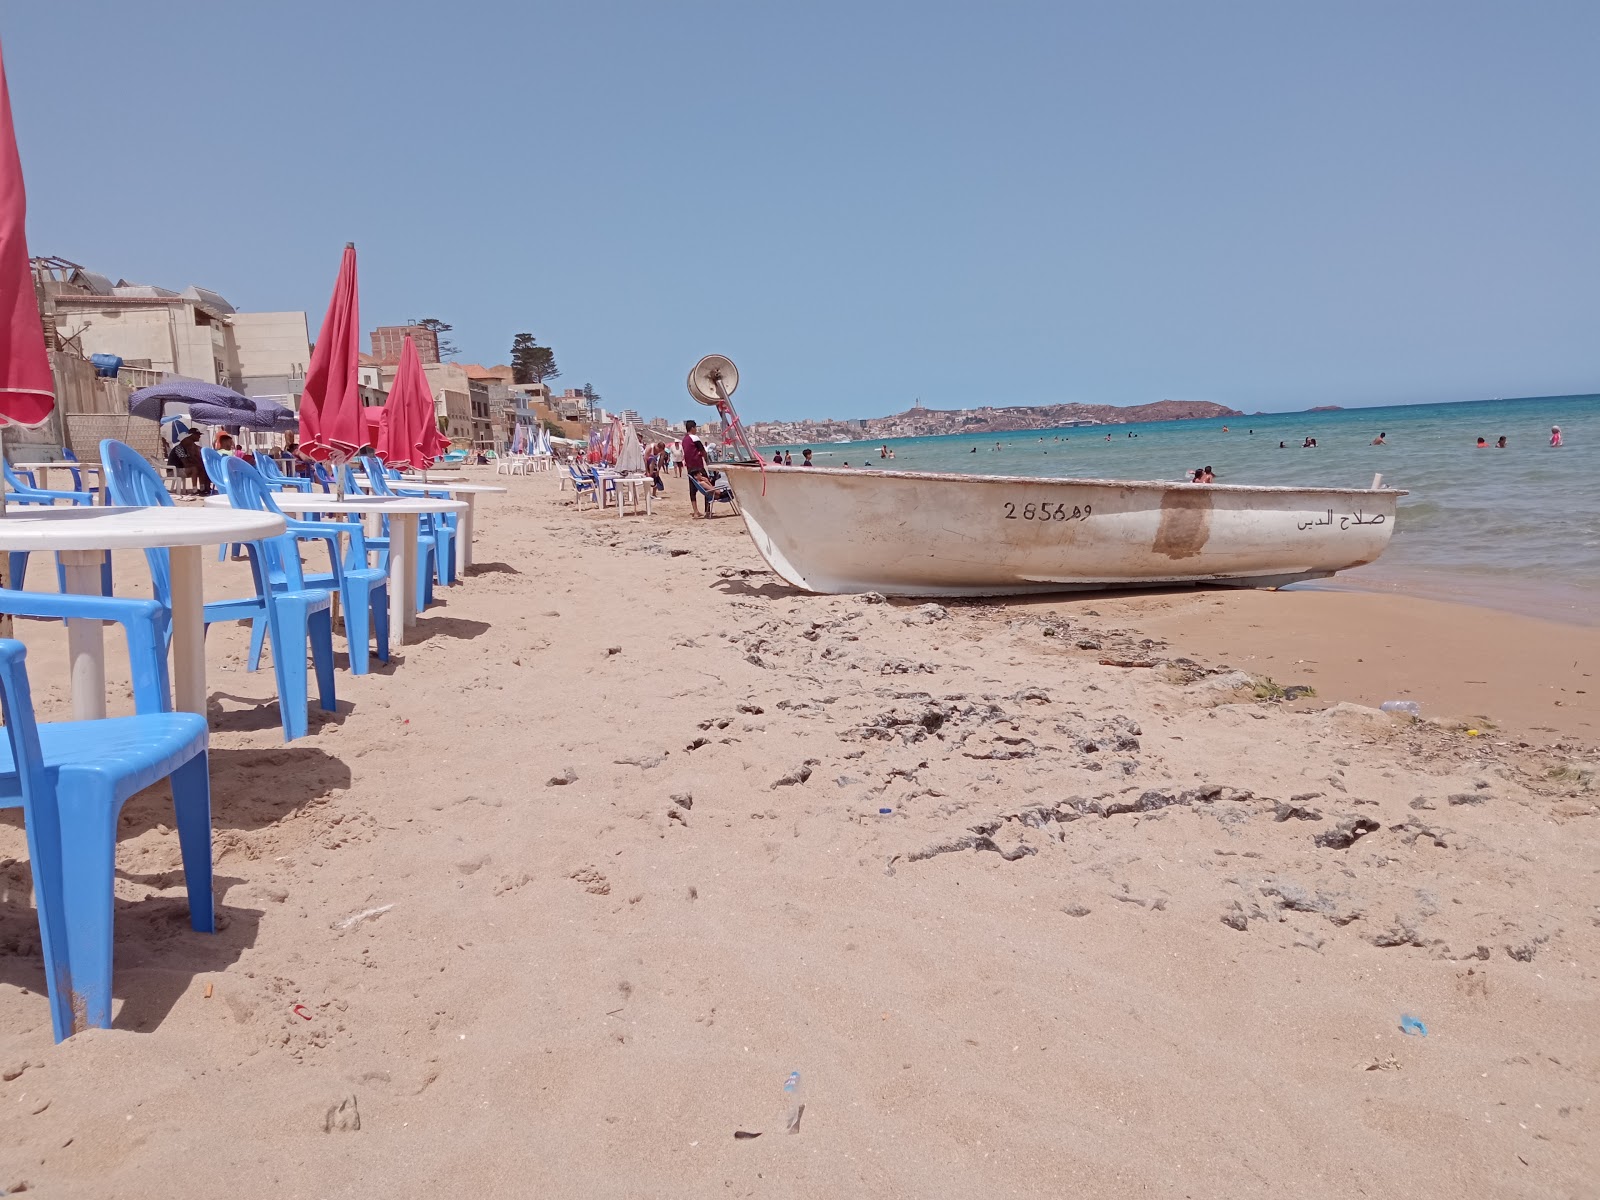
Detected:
left=1152, top=491, right=1212, bottom=559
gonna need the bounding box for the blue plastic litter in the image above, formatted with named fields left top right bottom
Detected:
left=1399, top=1014, right=1428, bottom=1037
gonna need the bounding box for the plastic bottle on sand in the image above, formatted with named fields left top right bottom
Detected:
left=1380, top=700, right=1421, bottom=717
left=782, top=1070, right=805, bottom=1133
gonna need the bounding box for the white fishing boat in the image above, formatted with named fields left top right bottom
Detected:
left=685, top=354, right=1404, bottom=597
left=717, top=464, right=1402, bottom=596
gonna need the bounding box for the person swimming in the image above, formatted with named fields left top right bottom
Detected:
left=1476, top=437, right=1488, bottom=447
left=1371, top=432, right=1386, bottom=445
left=1551, top=425, right=1563, bottom=447
left=1495, top=436, right=1507, bottom=448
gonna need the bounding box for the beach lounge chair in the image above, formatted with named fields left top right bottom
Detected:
left=690, top=471, right=740, bottom=516
left=102, top=440, right=340, bottom=738
left=0, top=637, right=212, bottom=1041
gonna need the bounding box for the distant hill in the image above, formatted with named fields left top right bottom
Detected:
left=857, top=399, right=1243, bottom=438
left=1305, top=405, right=1344, bottom=412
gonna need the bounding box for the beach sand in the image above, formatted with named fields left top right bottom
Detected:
left=0, top=472, right=1595, bottom=1197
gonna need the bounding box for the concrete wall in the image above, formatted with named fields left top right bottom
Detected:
left=54, top=299, right=239, bottom=386
left=56, top=305, right=179, bottom=373
left=233, top=311, right=310, bottom=380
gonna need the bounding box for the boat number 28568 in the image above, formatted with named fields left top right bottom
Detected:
left=1002, top=501, right=1092, bottom=523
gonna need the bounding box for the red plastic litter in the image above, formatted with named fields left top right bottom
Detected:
left=292, top=1004, right=312, bottom=1021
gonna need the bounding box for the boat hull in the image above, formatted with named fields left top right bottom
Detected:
left=719, top=464, right=1402, bottom=597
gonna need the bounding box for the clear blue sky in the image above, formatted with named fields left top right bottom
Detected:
left=7, top=2, right=1596, bottom=421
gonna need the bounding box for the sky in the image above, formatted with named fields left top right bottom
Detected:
left=6, top=2, right=1597, bottom=422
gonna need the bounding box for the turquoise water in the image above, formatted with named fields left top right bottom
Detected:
left=762, top=394, right=1599, bottom=622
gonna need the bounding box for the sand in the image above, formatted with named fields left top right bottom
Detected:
left=0, top=470, right=1596, bottom=1198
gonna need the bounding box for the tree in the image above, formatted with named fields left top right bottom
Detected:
left=510, top=333, right=560, bottom=385
left=412, top=317, right=458, bottom=360
left=581, top=381, right=601, bottom=416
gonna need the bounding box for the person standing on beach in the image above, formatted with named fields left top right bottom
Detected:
left=800, top=449, right=813, bottom=466
left=682, top=420, right=713, bottom=516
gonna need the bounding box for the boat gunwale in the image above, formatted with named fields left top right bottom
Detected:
left=718, top=462, right=1408, bottom=498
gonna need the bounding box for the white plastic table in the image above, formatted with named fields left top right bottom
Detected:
left=207, top=493, right=466, bottom=640
left=11, top=462, right=106, bottom=503
left=356, top=480, right=506, bottom=572
left=602, top=474, right=654, bottom=517
left=0, top=505, right=284, bottom=719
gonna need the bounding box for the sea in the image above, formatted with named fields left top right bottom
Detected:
left=761, top=394, right=1599, bottom=625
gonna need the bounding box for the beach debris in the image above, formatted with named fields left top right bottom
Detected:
left=614, top=752, right=666, bottom=769
left=1273, top=801, right=1324, bottom=822
left=204, top=983, right=214, bottom=999
left=878, top=807, right=893, bottom=817
left=332, top=904, right=393, bottom=931
left=878, top=657, right=939, bottom=675
left=293, top=1004, right=313, bottom=1021
left=1506, top=936, right=1547, bottom=963
left=1099, top=658, right=1156, bottom=669
left=1398, top=1015, right=1428, bottom=1037
left=323, top=1095, right=361, bottom=1133
left=733, top=1130, right=763, bottom=1139
left=902, top=603, right=948, bottom=625
left=1313, top=817, right=1380, bottom=849
left=782, top=1070, right=805, bottom=1133
left=569, top=866, right=611, bottom=896
left=1390, top=820, right=1451, bottom=848
left=546, top=767, right=579, bottom=786
left=772, top=759, right=820, bottom=787
left=1380, top=700, right=1422, bottom=716
left=605, top=645, right=622, bottom=656
left=907, top=832, right=1036, bottom=863
left=1370, top=919, right=1430, bottom=949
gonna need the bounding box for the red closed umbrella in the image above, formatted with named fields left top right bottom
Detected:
left=374, top=336, right=431, bottom=470
left=0, top=41, right=52, bottom=432
left=298, top=243, right=361, bottom=461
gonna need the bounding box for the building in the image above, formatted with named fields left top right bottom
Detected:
left=370, top=324, right=439, bottom=366
left=33, top=257, right=309, bottom=404
left=421, top=362, right=472, bottom=442
left=232, top=311, right=310, bottom=405
left=40, top=263, right=242, bottom=387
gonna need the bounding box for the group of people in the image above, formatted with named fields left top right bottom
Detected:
left=165, top=430, right=314, bottom=495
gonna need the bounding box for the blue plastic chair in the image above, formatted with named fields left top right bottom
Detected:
left=343, top=464, right=437, bottom=612
left=223, top=459, right=389, bottom=675
left=361, top=455, right=456, bottom=586
left=0, top=589, right=172, bottom=713
left=0, top=638, right=211, bottom=1041
left=101, top=440, right=339, bottom=740
left=4, top=461, right=113, bottom=600
left=256, top=453, right=313, bottom=493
